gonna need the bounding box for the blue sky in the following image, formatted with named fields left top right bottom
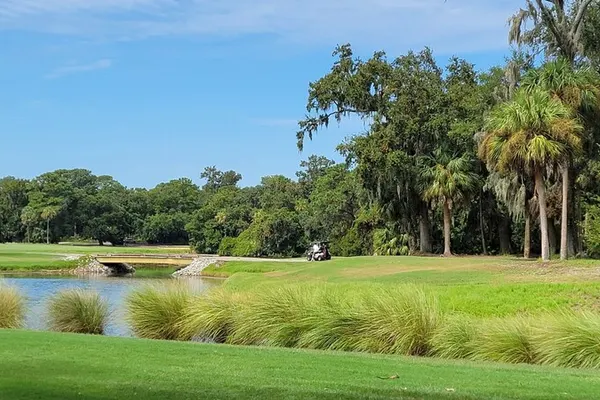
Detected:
left=0, top=0, right=522, bottom=188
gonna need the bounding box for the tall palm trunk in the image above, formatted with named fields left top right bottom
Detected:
left=46, top=219, right=50, bottom=245
left=443, top=200, right=452, bottom=257
left=535, top=169, right=550, bottom=261
left=560, top=166, right=569, bottom=260
left=524, top=211, right=531, bottom=259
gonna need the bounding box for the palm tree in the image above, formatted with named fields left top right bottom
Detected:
left=421, top=151, right=479, bottom=257
left=522, top=60, right=599, bottom=259
left=481, top=89, right=583, bottom=261
left=41, top=206, right=61, bottom=245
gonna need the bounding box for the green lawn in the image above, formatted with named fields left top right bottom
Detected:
left=0, top=243, right=192, bottom=271
left=207, top=256, right=600, bottom=317
left=1, top=330, right=599, bottom=400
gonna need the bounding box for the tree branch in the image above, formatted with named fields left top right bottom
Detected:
left=534, top=0, right=563, bottom=43
left=571, top=0, right=594, bottom=40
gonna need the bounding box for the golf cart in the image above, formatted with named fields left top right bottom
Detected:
left=307, top=241, right=332, bottom=262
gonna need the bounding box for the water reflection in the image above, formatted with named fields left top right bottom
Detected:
left=4, top=275, right=222, bottom=337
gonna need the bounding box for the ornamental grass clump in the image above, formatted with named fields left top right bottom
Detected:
left=178, top=288, right=250, bottom=343
left=0, top=284, right=26, bottom=329
left=430, top=315, right=479, bottom=360
left=48, top=289, right=109, bottom=335
left=472, top=316, right=538, bottom=365
left=534, top=311, right=600, bottom=369
left=352, top=285, right=440, bottom=356
left=127, top=283, right=192, bottom=341
left=228, top=284, right=326, bottom=347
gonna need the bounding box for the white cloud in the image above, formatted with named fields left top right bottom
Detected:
left=45, top=58, right=113, bottom=79
left=0, top=0, right=522, bottom=53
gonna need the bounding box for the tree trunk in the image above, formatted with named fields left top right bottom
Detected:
left=443, top=200, right=452, bottom=257
left=524, top=211, right=531, bottom=259
left=548, top=220, right=557, bottom=256
left=26, top=226, right=31, bottom=244
left=499, top=216, right=512, bottom=255
left=535, top=169, right=550, bottom=262
left=560, top=166, right=569, bottom=260
left=46, top=219, right=50, bottom=245
left=479, top=193, right=487, bottom=255
left=419, top=205, right=432, bottom=253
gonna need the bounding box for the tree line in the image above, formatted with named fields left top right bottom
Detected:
left=4, top=1, right=600, bottom=259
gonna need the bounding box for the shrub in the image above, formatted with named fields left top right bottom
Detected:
left=430, top=316, right=478, bottom=359
left=231, top=229, right=261, bottom=257
left=0, top=284, right=26, bottom=329
left=330, top=227, right=364, bottom=257
left=126, top=283, right=193, bottom=340
left=47, top=289, right=109, bottom=334
left=178, top=288, right=249, bottom=343
left=472, top=316, right=538, bottom=365
left=218, top=237, right=237, bottom=256
left=373, top=229, right=410, bottom=256
left=534, top=311, right=600, bottom=369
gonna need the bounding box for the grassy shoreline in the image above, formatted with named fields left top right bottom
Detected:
left=2, top=329, right=600, bottom=400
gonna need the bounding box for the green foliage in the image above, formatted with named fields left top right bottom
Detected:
left=47, top=289, right=109, bottom=335
left=584, top=203, right=600, bottom=257
left=534, top=311, right=600, bottom=369
left=330, top=226, right=364, bottom=257
left=373, top=229, right=410, bottom=256
left=217, top=237, right=237, bottom=256
left=142, top=212, right=189, bottom=244
left=126, top=283, right=193, bottom=341
left=186, top=186, right=254, bottom=254
left=0, top=284, right=25, bottom=329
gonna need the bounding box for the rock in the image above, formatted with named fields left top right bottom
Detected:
left=173, top=257, right=218, bottom=277
left=72, top=256, right=135, bottom=276
left=72, top=258, right=112, bottom=275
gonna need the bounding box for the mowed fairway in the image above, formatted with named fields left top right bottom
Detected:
left=0, top=243, right=192, bottom=271
left=1, top=330, right=600, bottom=400
left=206, top=256, right=600, bottom=317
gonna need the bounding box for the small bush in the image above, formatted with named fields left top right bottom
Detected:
left=373, top=229, right=410, bottom=256
left=218, top=237, right=237, bottom=256
left=0, top=285, right=26, bottom=329
left=127, top=283, right=193, bottom=340
left=534, top=311, right=600, bottom=369
left=231, top=229, right=261, bottom=257
left=179, top=288, right=249, bottom=343
left=472, top=316, right=538, bottom=365
left=47, top=289, right=109, bottom=334
left=430, top=316, right=478, bottom=359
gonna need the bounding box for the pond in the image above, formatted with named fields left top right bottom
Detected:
left=4, top=274, right=222, bottom=337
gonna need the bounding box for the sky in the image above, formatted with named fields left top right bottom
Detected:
left=0, top=0, right=523, bottom=188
